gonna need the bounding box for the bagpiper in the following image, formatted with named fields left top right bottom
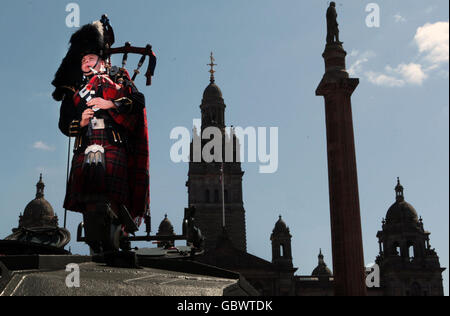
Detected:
left=52, top=16, right=155, bottom=254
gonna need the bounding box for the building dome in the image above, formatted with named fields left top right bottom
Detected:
left=386, top=201, right=419, bottom=223
left=385, top=178, right=419, bottom=224
left=311, top=264, right=332, bottom=277
left=23, top=199, right=56, bottom=225
left=5, top=174, right=70, bottom=250
left=203, top=83, right=223, bottom=100
left=20, top=175, right=58, bottom=228
left=156, top=214, right=175, bottom=249
left=312, top=249, right=332, bottom=277
left=157, top=214, right=175, bottom=236
left=273, top=215, right=290, bottom=234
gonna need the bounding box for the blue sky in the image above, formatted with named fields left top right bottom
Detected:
left=0, top=1, right=448, bottom=295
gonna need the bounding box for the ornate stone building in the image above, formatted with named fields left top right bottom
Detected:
left=186, top=56, right=246, bottom=252
left=156, top=215, right=176, bottom=249
left=375, top=179, right=445, bottom=296
left=19, top=174, right=59, bottom=229
left=186, top=58, right=445, bottom=296
left=4, top=175, right=70, bottom=250
left=186, top=60, right=335, bottom=295
left=196, top=217, right=298, bottom=296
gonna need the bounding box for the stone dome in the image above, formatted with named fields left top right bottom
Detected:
left=203, top=83, right=223, bottom=100
left=312, top=250, right=332, bottom=277
left=273, top=216, right=290, bottom=234
left=20, top=175, right=58, bottom=228
left=157, top=214, right=175, bottom=236
left=386, top=200, right=419, bottom=224
left=385, top=178, right=419, bottom=224
left=23, top=199, right=56, bottom=224
left=312, top=264, right=332, bottom=277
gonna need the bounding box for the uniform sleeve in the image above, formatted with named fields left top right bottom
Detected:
left=129, top=91, right=146, bottom=113
left=58, top=92, right=82, bottom=137
left=109, top=90, right=146, bottom=132
left=112, top=90, right=146, bottom=115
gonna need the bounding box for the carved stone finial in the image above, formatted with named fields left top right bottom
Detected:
left=36, top=174, right=45, bottom=199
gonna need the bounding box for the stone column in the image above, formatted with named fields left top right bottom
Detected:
left=316, top=43, right=367, bottom=296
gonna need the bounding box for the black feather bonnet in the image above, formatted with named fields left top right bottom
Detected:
left=52, top=21, right=107, bottom=101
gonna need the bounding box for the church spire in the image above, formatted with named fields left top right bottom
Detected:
left=201, top=52, right=225, bottom=130
left=36, top=173, right=45, bottom=199
left=187, top=54, right=246, bottom=252
left=207, top=52, right=217, bottom=84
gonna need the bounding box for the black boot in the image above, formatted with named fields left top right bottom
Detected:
left=118, top=205, right=138, bottom=234
left=83, top=202, right=121, bottom=254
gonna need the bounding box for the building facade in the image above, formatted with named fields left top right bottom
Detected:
left=186, top=60, right=445, bottom=296
left=375, top=179, right=445, bottom=296
left=186, top=59, right=247, bottom=252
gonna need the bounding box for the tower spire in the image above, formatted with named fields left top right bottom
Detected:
left=395, top=177, right=404, bottom=202
left=207, top=52, right=217, bottom=83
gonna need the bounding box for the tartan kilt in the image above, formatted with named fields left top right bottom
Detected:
left=63, top=129, right=129, bottom=212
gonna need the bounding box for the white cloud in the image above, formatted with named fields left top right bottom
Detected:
left=366, top=63, right=427, bottom=87
left=349, top=50, right=359, bottom=57
left=362, top=21, right=448, bottom=88
left=394, top=14, right=406, bottom=23
left=366, top=71, right=405, bottom=87
left=387, top=63, right=428, bottom=85
left=349, top=58, right=368, bottom=77
left=33, top=141, right=55, bottom=151
left=348, top=51, right=376, bottom=76
left=415, top=21, right=449, bottom=64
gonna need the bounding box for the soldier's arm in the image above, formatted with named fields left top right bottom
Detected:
left=112, top=80, right=146, bottom=115
left=58, top=92, right=82, bottom=137
left=107, top=73, right=147, bottom=131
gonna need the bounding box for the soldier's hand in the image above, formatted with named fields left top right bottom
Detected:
left=87, top=97, right=116, bottom=110
left=80, top=108, right=94, bottom=128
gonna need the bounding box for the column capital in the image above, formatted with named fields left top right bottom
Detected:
left=316, top=77, right=359, bottom=96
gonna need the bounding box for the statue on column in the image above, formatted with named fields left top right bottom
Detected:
left=326, top=2, right=342, bottom=44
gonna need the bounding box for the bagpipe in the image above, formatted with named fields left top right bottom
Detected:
left=99, top=15, right=157, bottom=88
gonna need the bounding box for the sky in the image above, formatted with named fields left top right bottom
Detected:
left=0, top=0, right=448, bottom=295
